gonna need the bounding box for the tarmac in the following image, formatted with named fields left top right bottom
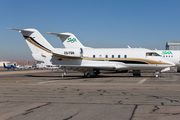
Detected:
left=0, top=69, right=180, bottom=120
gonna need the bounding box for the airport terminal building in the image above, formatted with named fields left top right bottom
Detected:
left=166, top=41, right=180, bottom=50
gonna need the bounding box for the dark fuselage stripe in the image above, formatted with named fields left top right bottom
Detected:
left=23, top=36, right=52, bottom=53
left=109, top=60, right=148, bottom=64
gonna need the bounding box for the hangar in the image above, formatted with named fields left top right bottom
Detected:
left=0, top=61, right=10, bottom=67
left=166, top=41, right=180, bottom=50
left=0, top=61, right=17, bottom=67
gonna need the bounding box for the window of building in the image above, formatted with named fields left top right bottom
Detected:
left=93, top=55, right=95, bottom=58
left=112, top=55, right=114, bottom=58
left=106, top=55, right=108, bottom=58
left=124, top=55, right=127, bottom=58
left=118, top=55, right=120, bottom=58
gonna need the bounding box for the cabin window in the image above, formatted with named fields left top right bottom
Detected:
left=106, top=55, right=108, bottom=58
left=124, top=55, right=127, bottom=58
left=112, top=55, right=114, bottom=58
left=93, top=55, right=95, bottom=58
left=118, top=55, right=120, bottom=58
left=146, top=52, right=160, bottom=56
left=99, top=55, right=102, bottom=58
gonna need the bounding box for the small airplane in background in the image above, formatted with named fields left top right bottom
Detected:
left=16, top=65, right=26, bottom=70
left=9, top=28, right=175, bottom=77
left=3, top=63, right=16, bottom=70
left=45, top=65, right=60, bottom=70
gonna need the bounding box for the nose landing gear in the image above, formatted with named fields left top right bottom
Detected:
left=154, top=71, right=160, bottom=78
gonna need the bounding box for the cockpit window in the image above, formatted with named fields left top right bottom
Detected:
left=146, top=52, right=160, bottom=56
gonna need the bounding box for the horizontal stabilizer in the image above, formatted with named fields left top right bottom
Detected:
left=46, top=32, right=71, bottom=37
left=7, top=28, right=34, bottom=33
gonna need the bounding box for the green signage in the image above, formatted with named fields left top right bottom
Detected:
left=161, top=51, right=173, bottom=55
left=67, top=38, right=77, bottom=43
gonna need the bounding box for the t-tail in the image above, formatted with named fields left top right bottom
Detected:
left=3, top=63, right=7, bottom=68
left=7, top=28, right=53, bottom=65
left=47, top=32, right=85, bottom=48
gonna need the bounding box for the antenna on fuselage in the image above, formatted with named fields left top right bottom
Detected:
left=127, top=45, right=131, bottom=48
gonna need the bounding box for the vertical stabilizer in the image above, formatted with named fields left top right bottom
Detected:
left=3, top=63, right=6, bottom=68
left=47, top=32, right=85, bottom=48
left=8, top=28, right=53, bottom=65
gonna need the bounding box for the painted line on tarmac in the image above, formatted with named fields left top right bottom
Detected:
left=137, top=79, right=147, bottom=84
left=38, top=80, right=57, bottom=84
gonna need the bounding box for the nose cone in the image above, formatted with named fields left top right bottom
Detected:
left=160, top=58, right=175, bottom=67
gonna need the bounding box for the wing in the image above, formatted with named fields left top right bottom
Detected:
left=60, top=64, right=128, bottom=73
left=52, top=53, right=128, bottom=72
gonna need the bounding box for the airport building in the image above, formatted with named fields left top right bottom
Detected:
left=0, top=61, right=10, bottom=67
left=0, top=61, right=17, bottom=67
left=166, top=41, right=180, bottom=50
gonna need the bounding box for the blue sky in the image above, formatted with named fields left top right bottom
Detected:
left=1, top=0, right=180, bottom=60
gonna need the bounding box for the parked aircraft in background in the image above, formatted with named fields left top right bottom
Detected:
left=152, top=50, right=180, bottom=72
left=16, top=65, right=28, bottom=70
left=9, top=28, right=175, bottom=77
left=46, top=65, right=60, bottom=70
left=3, top=63, right=16, bottom=70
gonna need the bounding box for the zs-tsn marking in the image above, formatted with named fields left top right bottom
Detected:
left=64, top=51, right=75, bottom=55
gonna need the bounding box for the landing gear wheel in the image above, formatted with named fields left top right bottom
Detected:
left=87, top=73, right=91, bottom=78
left=92, top=73, right=97, bottom=77
left=154, top=71, right=160, bottom=78
left=155, top=74, right=159, bottom=78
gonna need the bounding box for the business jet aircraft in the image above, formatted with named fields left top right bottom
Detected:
left=9, top=28, right=175, bottom=77
left=151, top=50, right=180, bottom=72
left=56, top=35, right=180, bottom=73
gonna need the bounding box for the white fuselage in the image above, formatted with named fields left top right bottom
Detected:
left=51, top=48, right=175, bottom=71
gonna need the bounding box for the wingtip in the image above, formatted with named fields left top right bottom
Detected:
left=6, top=28, right=22, bottom=31
left=6, top=28, right=35, bottom=33
left=6, top=28, right=13, bottom=30
left=46, top=32, right=52, bottom=35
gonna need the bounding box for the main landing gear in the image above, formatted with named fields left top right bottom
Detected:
left=132, top=70, right=141, bottom=77
left=132, top=70, right=161, bottom=78
left=85, top=70, right=100, bottom=78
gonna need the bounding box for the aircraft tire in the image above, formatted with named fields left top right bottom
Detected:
left=87, top=73, right=91, bottom=78
left=155, top=74, right=159, bottom=78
